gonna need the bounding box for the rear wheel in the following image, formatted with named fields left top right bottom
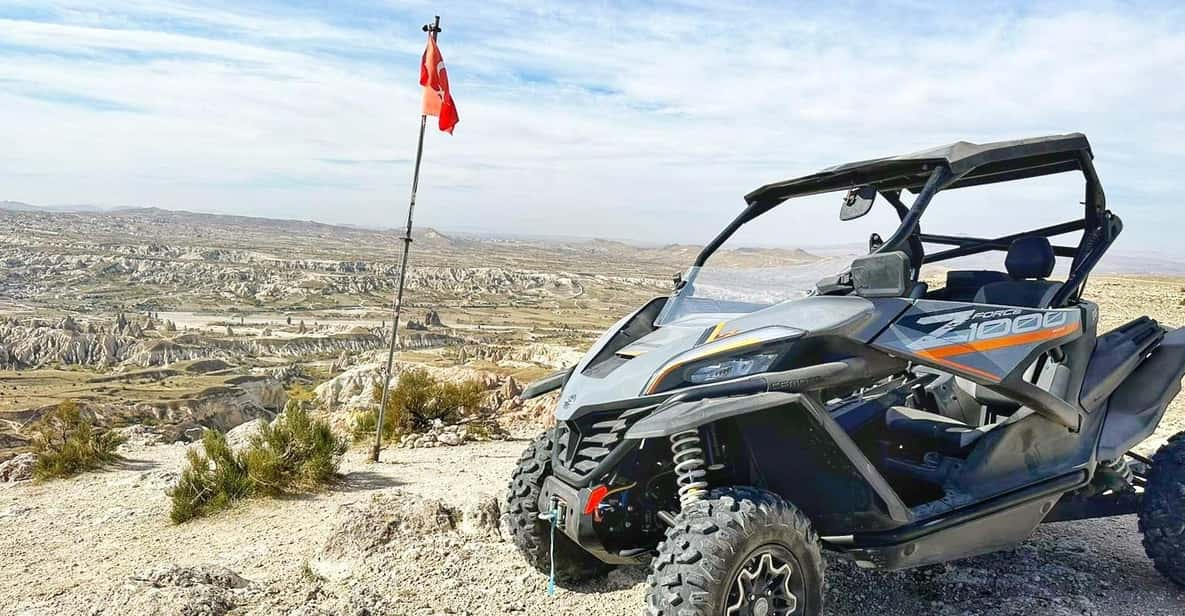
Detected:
left=505, top=429, right=612, bottom=583
left=645, top=486, right=824, bottom=616
left=1139, top=432, right=1185, bottom=587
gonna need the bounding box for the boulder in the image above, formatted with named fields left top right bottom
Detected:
left=311, top=491, right=458, bottom=581
left=224, top=418, right=268, bottom=453
left=113, top=584, right=236, bottom=616
left=0, top=452, right=36, bottom=483
left=459, top=495, right=502, bottom=537
left=436, top=427, right=466, bottom=446
left=231, top=377, right=287, bottom=411
left=111, top=564, right=251, bottom=616
left=116, top=424, right=165, bottom=450
left=500, top=376, right=522, bottom=400
left=138, top=564, right=250, bottom=589
left=498, top=390, right=560, bottom=429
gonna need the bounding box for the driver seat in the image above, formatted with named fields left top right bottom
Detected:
left=974, top=237, right=1062, bottom=308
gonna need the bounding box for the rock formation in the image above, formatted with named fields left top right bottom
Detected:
left=0, top=453, right=35, bottom=483
left=0, top=319, right=465, bottom=370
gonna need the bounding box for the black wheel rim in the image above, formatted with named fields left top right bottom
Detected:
left=724, top=545, right=803, bottom=616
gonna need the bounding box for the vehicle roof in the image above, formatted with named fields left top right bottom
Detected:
left=745, top=133, right=1093, bottom=205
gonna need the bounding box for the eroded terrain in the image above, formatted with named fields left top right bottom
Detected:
left=0, top=206, right=687, bottom=456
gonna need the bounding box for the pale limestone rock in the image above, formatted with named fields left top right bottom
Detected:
left=0, top=453, right=35, bottom=483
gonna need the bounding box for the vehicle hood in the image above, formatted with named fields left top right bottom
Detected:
left=554, top=295, right=877, bottom=421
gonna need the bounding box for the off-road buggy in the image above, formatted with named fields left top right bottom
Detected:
left=506, top=133, right=1185, bottom=615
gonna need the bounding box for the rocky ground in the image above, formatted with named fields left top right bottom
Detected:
left=1, top=432, right=1184, bottom=616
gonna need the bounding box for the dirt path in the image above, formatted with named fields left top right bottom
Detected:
left=2, top=436, right=1184, bottom=616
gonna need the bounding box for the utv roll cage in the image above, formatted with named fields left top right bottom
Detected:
left=695, top=133, right=1121, bottom=308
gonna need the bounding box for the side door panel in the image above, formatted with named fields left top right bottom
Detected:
left=872, top=300, right=1082, bottom=385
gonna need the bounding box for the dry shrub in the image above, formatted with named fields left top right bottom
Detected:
left=169, top=404, right=346, bottom=523
left=30, top=400, right=124, bottom=480
left=352, top=368, right=487, bottom=441
left=169, top=430, right=253, bottom=523
left=244, top=403, right=345, bottom=495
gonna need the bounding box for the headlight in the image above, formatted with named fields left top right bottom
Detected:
left=644, top=326, right=803, bottom=394
left=685, top=352, right=780, bottom=385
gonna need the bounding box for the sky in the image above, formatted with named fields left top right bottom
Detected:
left=2, top=1, right=1185, bottom=252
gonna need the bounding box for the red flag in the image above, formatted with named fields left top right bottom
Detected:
left=420, top=34, right=459, bottom=134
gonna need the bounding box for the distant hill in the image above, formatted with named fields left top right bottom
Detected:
left=572, top=238, right=819, bottom=268
left=2, top=201, right=465, bottom=251
left=1, top=200, right=812, bottom=261
left=0, top=200, right=110, bottom=213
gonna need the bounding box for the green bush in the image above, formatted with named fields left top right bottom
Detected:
left=351, top=404, right=392, bottom=443
left=244, top=404, right=345, bottom=495
left=352, top=368, right=487, bottom=442
left=169, top=430, right=253, bottom=523
left=287, top=383, right=317, bottom=404
left=30, top=400, right=124, bottom=480
left=169, top=405, right=346, bottom=523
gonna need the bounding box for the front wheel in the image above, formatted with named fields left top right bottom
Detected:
left=1139, top=432, right=1185, bottom=587
left=645, top=486, right=824, bottom=616
left=505, top=429, right=612, bottom=583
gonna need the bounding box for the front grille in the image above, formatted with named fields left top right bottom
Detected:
left=556, top=406, right=651, bottom=478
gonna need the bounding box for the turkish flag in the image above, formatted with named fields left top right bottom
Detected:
left=420, top=34, right=459, bottom=134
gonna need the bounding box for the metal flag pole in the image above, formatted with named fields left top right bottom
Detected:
left=372, top=16, right=442, bottom=462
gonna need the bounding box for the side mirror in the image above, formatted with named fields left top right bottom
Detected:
left=840, top=186, right=877, bottom=221
left=849, top=251, right=910, bottom=298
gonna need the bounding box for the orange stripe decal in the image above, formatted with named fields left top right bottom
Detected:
left=917, top=322, right=1079, bottom=360
left=910, top=320, right=1080, bottom=382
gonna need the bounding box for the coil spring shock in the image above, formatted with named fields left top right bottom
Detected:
left=670, top=429, right=708, bottom=509
left=1105, top=457, right=1134, bottom=483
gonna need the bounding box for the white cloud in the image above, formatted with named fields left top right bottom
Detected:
left=1, top=1, right=1184, bottom=253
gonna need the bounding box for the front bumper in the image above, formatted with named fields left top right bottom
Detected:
left=552, top=402, right=655, bottom=487
left=539, top=475, right=646, bottom=565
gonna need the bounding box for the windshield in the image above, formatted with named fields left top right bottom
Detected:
left=655, top=191, right=903, bottom=326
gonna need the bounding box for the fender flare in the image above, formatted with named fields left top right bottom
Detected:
left=520, top=367, right=573, bottom=400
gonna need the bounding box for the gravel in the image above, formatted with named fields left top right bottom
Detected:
left=0, top=439, right=1183, bottom=615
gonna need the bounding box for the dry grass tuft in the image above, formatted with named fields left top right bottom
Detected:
left=30, top=400, right=124, bottom=480
left=352, top=368, right=486, bottom=442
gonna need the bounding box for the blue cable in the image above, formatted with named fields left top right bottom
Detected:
left=547, top=507, right=557, bottom=596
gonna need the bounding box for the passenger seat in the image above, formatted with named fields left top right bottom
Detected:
left=937, top=270, right=1009, bottom=302
left=974, top=237, right=1062, bottom=308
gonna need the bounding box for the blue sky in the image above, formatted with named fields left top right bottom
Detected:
left=3, top=1, right=1185, bottom=252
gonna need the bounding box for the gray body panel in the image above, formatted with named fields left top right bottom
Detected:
left=556, top=295, right=883, bottom=421
left=872, top=300, right=1082, bottom=384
